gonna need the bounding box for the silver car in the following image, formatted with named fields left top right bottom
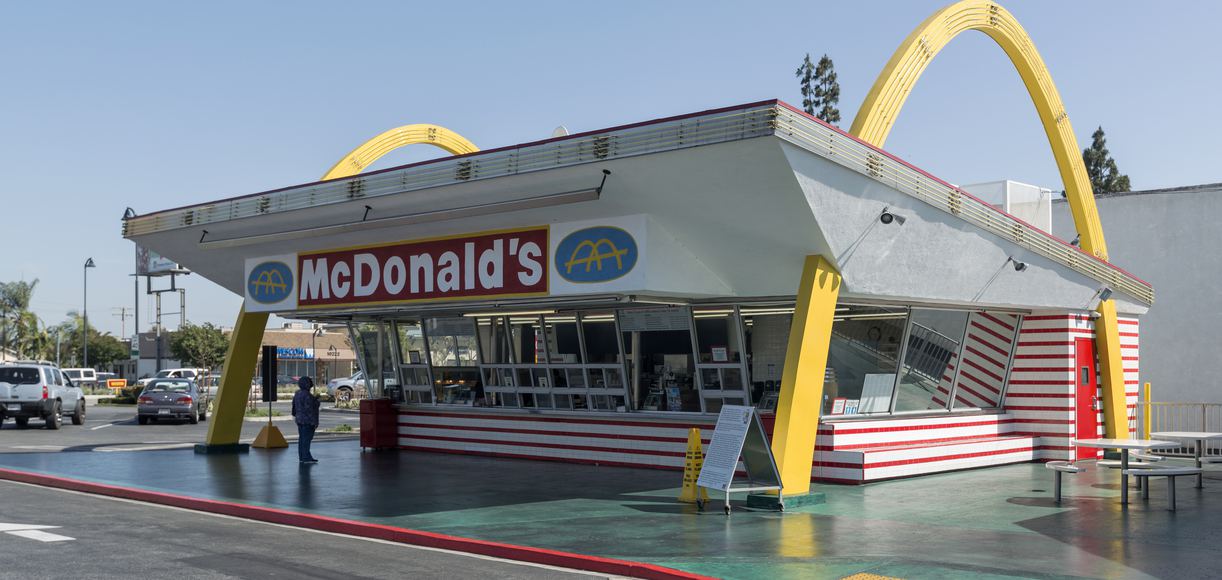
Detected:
left=136, top=379, right=207, bottom=425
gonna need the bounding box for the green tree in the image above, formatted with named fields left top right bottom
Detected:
left=795, top=53, right=840, bottom=125
left=52, top=312, right=125, bottom=368
left=1082, top=126, right=1131, bottom=194
left=0, top=280, right=47, bottom=359
left=170, top=322, right=229, bottom=371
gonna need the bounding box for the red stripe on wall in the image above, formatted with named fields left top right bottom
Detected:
left=400, top=422, right=702, bottom=445
left=403, top=433, right=686, bottom=458
left=978, top=312, right=1016, bottom=332
left=963, top=346, right=1006, bottom=370
left=863, top=446, right=1034, bottom=469
left=971, top=322, right=1014, bottom=345
left=828, top=417, right=1013, bottom=435
left=400, top=410, right=714, bottom=430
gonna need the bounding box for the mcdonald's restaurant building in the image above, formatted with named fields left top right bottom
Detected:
left=124, top=101, right=1152, bottom=490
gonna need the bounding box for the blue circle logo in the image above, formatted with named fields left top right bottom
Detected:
left=556, top=226, right=638, bottom=283
left=247, top=261, right=293, bottom=304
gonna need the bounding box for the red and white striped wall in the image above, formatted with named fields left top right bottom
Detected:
left=396, top=313, right=1138, bottom=484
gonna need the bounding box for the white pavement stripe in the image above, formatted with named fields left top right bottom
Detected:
left=6, top=530, right=74, bottom=542
left=90, top=423, right=118, bottom=430
left=0, top=524, right=57, bottom=532
left=95, top=443, right=195, bottom=453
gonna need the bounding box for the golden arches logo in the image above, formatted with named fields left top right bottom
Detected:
left=246, top=261, right=293, bottom=304
left=250, top=270, right=287, bottom=296
left=565, top=239, right=628, bottom=274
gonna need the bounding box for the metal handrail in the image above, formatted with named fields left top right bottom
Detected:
left=1137, top=401, right=1222, bottom=457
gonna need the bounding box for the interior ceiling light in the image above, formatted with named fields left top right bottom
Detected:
left=462, top=310, right=555, bottom=318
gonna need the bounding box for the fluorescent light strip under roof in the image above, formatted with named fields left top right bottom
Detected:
left=198, top=188, right=598, bottom=250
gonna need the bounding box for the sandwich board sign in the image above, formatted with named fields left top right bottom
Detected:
left=695, top=405, right=782, bottom=514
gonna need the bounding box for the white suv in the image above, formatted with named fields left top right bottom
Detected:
left=62, top=368, right=98, bottom=389
left=0, top=361, right=86, bottom=429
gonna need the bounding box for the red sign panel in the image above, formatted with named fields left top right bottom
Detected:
left=297, top=228, right=548, bottom=308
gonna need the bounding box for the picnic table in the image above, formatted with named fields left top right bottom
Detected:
left=1151, top=431, right=1222, bottom=488
left=1072, top=438, right=1177, bottom=504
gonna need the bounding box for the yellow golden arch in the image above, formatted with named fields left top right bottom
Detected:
left=772, top=0, right=1132, bottom=496
left=203, top=124, right=479, bottom=449
left=847, top=0, right=1127, bottom=441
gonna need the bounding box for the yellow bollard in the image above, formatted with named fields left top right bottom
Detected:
left=678, top=428, right=709, bottom=503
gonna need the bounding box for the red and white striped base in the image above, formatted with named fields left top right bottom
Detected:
left=395, top=314, right=1138, bottom=485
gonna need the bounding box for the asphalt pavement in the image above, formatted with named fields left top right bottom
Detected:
left=0, top=402, right=358, bottom=453
left=0, top=479, right=605, bottom=580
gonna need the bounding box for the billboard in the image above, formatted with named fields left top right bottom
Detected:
left=136, top=245, right=182, bottom=276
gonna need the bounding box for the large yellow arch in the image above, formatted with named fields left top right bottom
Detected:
left=203, top=123, right=479, bottom=450
left=321, top=123, right=480, bottom=180
left=850, top=0, right=1128, bottom=439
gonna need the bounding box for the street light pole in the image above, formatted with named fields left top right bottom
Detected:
left=83, top=258, right=95, bottom=367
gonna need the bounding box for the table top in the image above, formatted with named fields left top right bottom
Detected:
left=1072, top=438, right=1178, bottom=449
left=1151, top=431, right=1222, bottom=440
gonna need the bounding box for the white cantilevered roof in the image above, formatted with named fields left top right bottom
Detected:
left=123, top=100, right=1152, bottom=307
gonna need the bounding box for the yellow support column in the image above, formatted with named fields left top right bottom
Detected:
left=770, top=255, right=841, bottom=496
left=196, top=305, right=268, bottom=453
left=1096, top=301, right=1129, bottom=440
left=1143, top=382, right=1152, bottom=439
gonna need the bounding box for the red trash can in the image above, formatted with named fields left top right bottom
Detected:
left=359, top=398, right=396, bottom=450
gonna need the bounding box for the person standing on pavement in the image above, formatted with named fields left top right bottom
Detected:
left=292, top=376, right=321, bottom=464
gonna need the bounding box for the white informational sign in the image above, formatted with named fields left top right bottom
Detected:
left=618, top=307, right=691, bottom=332
left=860, top=373, right=897, bottom=413
left=697, top=405, right=754, bottom=492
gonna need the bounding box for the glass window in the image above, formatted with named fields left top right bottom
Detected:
left=477, top=317, right=512, bottom=364
left=396, top=320, right=429, bottom=367
left=581, top=313, right=620, bottom=364
left=693, top=308, right=741, bottom=363
left=741, top=306, right=794, bottom=411
left=426, top=318, right=479, bottom=367
left=620, top=307, right=698, bottom=412
left=350, top=322, right=397, bottom=400
left=894, top=309, right=969, bottom=412
left=425, top=318, right=481, bottom=405
left=823, top=305, right=907, bottom=415
left=950, top=312, right=1020, bottom=409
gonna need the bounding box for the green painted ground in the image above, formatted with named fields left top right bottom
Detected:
left=1, top=441, right=1216, bottom=579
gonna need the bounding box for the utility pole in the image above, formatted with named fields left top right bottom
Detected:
left=112, top=307, right=133, bottom=338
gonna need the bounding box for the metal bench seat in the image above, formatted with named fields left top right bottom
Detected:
left=1046, top=461, right=1086, bottom=503
left=1124, top=467, right=1204, bottom=511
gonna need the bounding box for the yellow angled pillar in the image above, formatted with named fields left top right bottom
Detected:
left=1095, top=300, right=1128, bottom=439
left=771, top=255, right=841, bottom=496
left=198, top=305, right=268, bottom=452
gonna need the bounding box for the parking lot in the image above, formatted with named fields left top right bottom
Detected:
left=0, top=400, right=358, bottom=453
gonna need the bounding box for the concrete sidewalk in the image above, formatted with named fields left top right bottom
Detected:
left=0, top=440, right=1218, bottom=579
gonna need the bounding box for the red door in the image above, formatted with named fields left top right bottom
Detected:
left=1075, top=337, right=1101, bottom=459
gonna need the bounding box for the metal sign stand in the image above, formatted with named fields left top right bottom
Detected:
left=695, top=405, right=783, bottom=515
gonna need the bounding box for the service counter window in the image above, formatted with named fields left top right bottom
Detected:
left=581, top=312, right=627, bottom=411
left=426, top=317, right=481, bottom=405
left=741, top=306, right=794, bottom=411
left=692, top=307, right=750, bottom=414
left=349, top=322, right=397, bottom=401
left=893, top=309, right=968, bottom=412
left=822, top=305, right=908, bottom=415
left=620, top=307, right=700, bottom=413
left=393, top=320, right=433, bottom=405
left=949, top=312, right=1020, bottom=410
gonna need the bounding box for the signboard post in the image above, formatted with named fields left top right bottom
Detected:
left=695, top=405, right=783, bottom=514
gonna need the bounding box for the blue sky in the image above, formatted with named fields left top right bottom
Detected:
left=2, top=1, right=1218, bottom=337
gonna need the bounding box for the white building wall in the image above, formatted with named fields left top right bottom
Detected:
left=1052, top=184, right=1221, bottom=403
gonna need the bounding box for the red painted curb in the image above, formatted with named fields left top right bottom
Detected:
left=0, top=467, right=714, bottom=580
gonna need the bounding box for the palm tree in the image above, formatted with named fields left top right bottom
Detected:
left=0, top=280, right=40, bottom=359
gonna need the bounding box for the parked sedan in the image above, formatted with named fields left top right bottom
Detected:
left=136, top=379, right=207, bottom=425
